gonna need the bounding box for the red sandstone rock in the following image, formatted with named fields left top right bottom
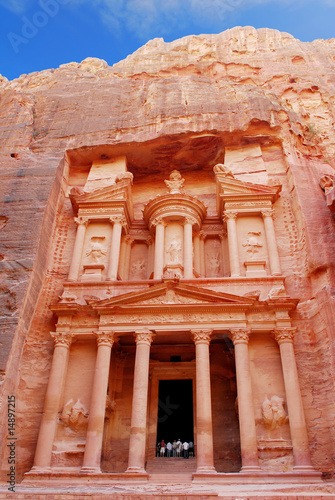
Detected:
left=0, top=27, right=335, bottom=498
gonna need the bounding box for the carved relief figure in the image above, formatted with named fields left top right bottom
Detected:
left=60, top=399, right=89, bottom=431
left=131, top=259, right=146, bottom=279
left=208, top=253, right=220, bottom=276
left=242, top=231, right=263, bottom=257
left=85, top=236, right=107, bottom=263
left=166, top=239, right=182, bottom=264
left=262, top=396, right=288, bottom=431
left=164, top=170, right=185, bottom=194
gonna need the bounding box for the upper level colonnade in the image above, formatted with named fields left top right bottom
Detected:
left=67, top=166, right=282, bottom=283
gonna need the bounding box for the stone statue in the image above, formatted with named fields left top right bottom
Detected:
left=262, top=396, right=288, bottom=430
left=60, top=399, right=89, bottom=431
left=131, top=259, right=146, bottom=279
left=208, top=253, right=220, bottom=276
left=213, top=163, right=235, bottom=178
left=85, top=237, right=107, bottom=263
left=242, top=232, right=263, bottom=257
left=166, top=239, right=182, bottom=264
left=164, top=170, right=185, bottom=194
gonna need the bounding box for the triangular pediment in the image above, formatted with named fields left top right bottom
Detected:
left=70, top=176, right=133, bottom=218
left=90, top=282, right=256, bottom=310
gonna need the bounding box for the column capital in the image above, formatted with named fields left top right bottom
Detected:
left=95, top=331, right=115, bottom=347
left=134, top=329, right=155, bottom=346
left=191, top=329, right=212, bottom=345
left=224, top=210, right=238, bottom=221
left=261, top=208, right=275, bottom=218
left=230, top=328, right=251, bottom=345
left=74, top=216, right=89, bottom=227
left=199, top=230, right=207, bottom=241
left=110, top=215, right=127, bottom=227
left=183, top=216, right=197, bottom=226
left=274, top=327, right=296, bottom=345
left=145, top=235, right=153, bottom=246
left=219, top=231, right=227, bottom=240
left=152, top=216, right=167, bottom=227
left=124, top=235, right=135, bottom=245
left=50, top=331, right=74, bottom=348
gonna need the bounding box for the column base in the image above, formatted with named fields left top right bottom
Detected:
left=293, top=465, right=318, bottom=472
left=195, top=466, right=217, bottom=474
left=240, top=465, right=262, bottom=473
left=29, top=466, right=52, bottom=473
left=125, top=466, right=147, bottom=475
left=81, top=466, right=101, bottom=474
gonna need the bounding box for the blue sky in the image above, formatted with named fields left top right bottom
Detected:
left=0, top=0, right=334, bottom=81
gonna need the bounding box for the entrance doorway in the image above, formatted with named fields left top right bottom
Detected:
left=156, top=379, right=194, bottom=444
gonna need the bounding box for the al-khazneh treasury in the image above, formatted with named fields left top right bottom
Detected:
left=0, top=27, right=335, bottom=496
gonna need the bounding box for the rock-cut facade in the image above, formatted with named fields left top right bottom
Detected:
left=0, top=26, right=335, bottom=498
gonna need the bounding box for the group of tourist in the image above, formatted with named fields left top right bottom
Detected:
left=156, top=439, right=194, bottom=459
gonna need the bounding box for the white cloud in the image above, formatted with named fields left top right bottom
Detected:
left=0, top=0, right=35, bottom=14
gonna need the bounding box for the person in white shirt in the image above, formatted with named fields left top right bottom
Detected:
left=166, top=441, right=172, bottom=457
left=182, top=440, right=189, bottom=459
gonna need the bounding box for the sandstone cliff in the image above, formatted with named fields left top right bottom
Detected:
left=1, top=26, right=335, bottom=479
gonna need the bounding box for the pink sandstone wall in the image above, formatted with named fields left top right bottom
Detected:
left=1, top=27, right=335, bottom=480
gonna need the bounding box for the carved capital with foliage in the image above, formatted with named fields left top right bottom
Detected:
left=191, top=329, right=212, bottom=345
left=51, top=331, right=74, bottom=348
left=224, top=211, right=238, bottom=221
left=261, top=208, right=275, bottom=218
left=96, top=331, right=115, bottom=348
left=274, top=327, right=296, bottom=345
left=74, top=216, right=89, bottom=227
left=134, top=329, right=155, bottom=346
left=230, top=328, right=251, bottom=345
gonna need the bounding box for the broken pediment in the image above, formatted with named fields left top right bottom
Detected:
left=70, top=172, right=134, bottom=220
left=213, top=164, right=281, bottom=215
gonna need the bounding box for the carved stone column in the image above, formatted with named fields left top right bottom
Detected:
left=193, top=232, right=201, bottom=277
left=82, top=331, right=115, bottom=473
left=219, top=231, right=227, bottom=276
left=107, top=216, right=126, bottom=281
left=32, top=332, right=73, bottom=471
left=123, top=235, right=134, bottom=280
left=68, top=217, right=88, bottom=281
left=224, top=211, right=240, bottom=277
left=231, top=328, right=260, bottom=471
left=153, top=218, right=166, bottom=280
left=199, top=231, right=206, bottom=278
left=261, top=209, right=281, bottom=276
left=183, top=217, right=195, bottom=279
left=146, top=236, right=154, bottom=279
left=126, top=330, right=155, bottom=474
left=274, top=328, right=314, bottom=470
left=191, top=329, right=216, bottom=474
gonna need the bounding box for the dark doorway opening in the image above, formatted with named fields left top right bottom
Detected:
left=156, top=379, right=194, bottom=444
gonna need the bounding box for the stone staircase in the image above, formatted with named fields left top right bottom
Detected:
left=146, top=457, right=196, bottom=483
